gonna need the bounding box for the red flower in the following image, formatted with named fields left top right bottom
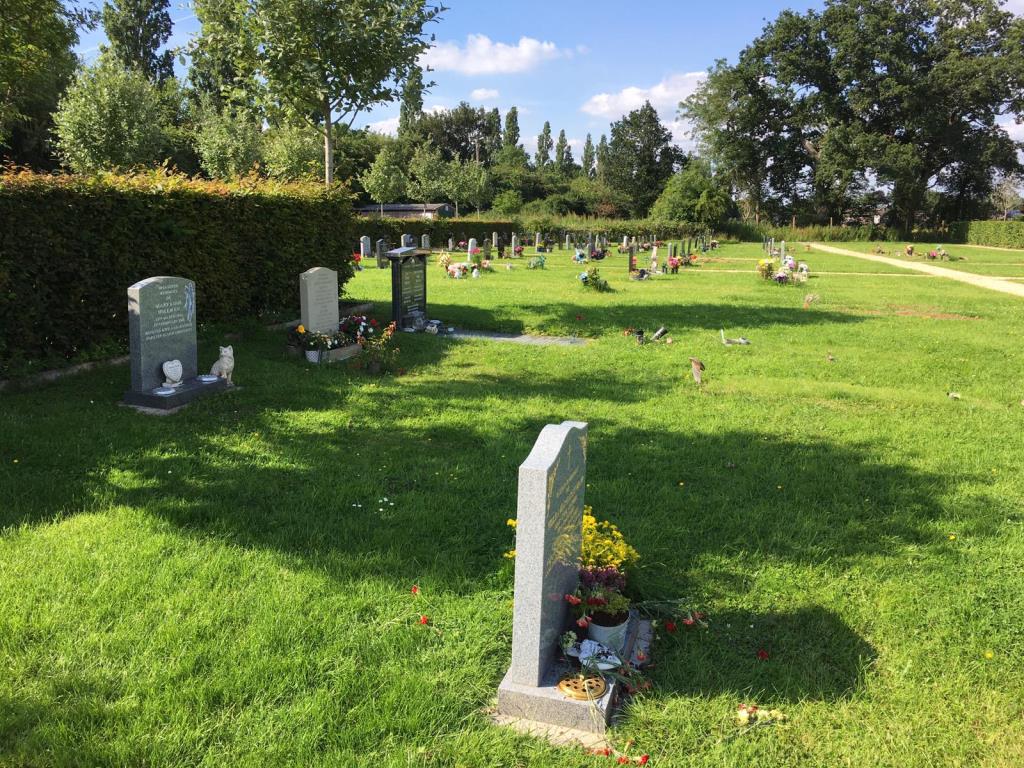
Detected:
left=664, top=620, right=677, bottom=633
left=576, top=617, right=590, bottom=628
left=586, top=596, right=607, bottom=606
left=565, top=594, right=582, bottom=606
left=419, top=615, right=429, bottom=625
left=638, top=756, right=650, bottom=765
left=618, top=758, right=630, bottom=765
left=682, top=617, right=695, bottom=626
left=411, top=585, right=420, bottom=595
left=757, top=648, right=769, bottom=661
left=371, top=319, right=378, bottom=326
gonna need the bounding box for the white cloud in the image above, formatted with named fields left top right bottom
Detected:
left=470, top=88, right=500, bottom=101
left=421, top=34, right=569, bottom=75
left=367, top=116, right=400, bottom=136
left=581, top=72, right=705, bottom=118
left=1004, top=0, right=1023, bottom=16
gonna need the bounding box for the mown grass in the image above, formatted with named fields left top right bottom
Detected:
left=1, top=243, right=1023, bottom=767
left=830, top=240, right=1024, bottom=278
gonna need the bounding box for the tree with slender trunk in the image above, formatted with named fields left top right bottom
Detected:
left=581, top=134, right=595, bottom=178
left=101, top=0, right=175, bottom=83
left=535, top=121, right=552, bottom=168
left=361, top=144, right=407, bottom=216
left=253, top=0, right=442, bottom=186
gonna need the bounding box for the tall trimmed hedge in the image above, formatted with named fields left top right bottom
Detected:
left=948, top=220, right=1024, bottom=249
left=0, top=171, right=355, bottom=375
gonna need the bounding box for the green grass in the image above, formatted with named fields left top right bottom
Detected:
left=830, top=240, right=1024, bottom=278
left=2, top=242, right=1023, bottom=767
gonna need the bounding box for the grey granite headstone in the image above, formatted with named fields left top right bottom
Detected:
left=402, top=233, right=415, bottom=248
left=421, top=233, right=431, bottom=250
left=300, top=267, right=340, bottom=334
left=622, top=236, right=629, bottom=249
left=511, top=234, right=519, bottom=251
left=565, top=234, right=572, bottom=250
left=123, top=276, right=227, bottom=410
left=493, top=231, right=499, bottom=247
left=483, top=238, right=492, bottom=258
left=448, top=237, right=455, bottom=251
left=360, top=236, right=371, bottom=261
left=376, top=238, right=388, bottom=269
left=128, top=276, right=197, bottom=393
left=468, top=237, right=478, bottom=256
left=535, top=232, right=542, bottom=247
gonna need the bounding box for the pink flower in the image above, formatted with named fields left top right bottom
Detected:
left=411, top=585, right=420, bottom=595
left=576, top=617, right=590, bottom=629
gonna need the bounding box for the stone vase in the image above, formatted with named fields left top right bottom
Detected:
left=304, top=349, right=321, bottom=364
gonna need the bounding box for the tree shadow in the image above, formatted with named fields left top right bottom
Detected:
left=649, top=607, right=875, bottom=703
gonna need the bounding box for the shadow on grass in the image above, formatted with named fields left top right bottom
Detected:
left=651, top=606, right=875, bottom=703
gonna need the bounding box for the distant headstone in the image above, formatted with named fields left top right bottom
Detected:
left=511, top=234, right=519, bottom=252
left=421, top=234, right=431, bottom=250
left=387, top=247, right=428, bottom=328
left=123, top=276, right=226, bottom=410
left=360, top=236, right=371, bottom=262
left=493, top=231, right=500, bottom=247
left=402, top=233, right=414, bottom=248
left=499, top=421, right=619, bottom=731
left=565, top=234, right=572, bottom=250
left=628, top=245, right=637, bottom=273
left=622, top=235, right=629, bottom=249
left=468, top=237, right=478, bottom=256
left=535, top=232, right=542, bottom=247
left=300, top=267, right=340, bottom=334
left=448, top=237, right=455, bottom=251
left=483, top=238, right=493, bottom=258
left=376, top=238, right=388, bottom=269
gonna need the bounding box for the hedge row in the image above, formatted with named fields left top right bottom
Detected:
left=0, top=170, right=355, bottom=375
left=948, top=220, right=1024, bottom=249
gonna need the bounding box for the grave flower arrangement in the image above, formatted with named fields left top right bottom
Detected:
left=579, top=267, right=611, bottom=292
left=565, top=566, right=630, bottom=631
left=339, top=315, right=378, bottom=343
left=355, top=321, right=398, bottom=373
left=438, top=253, right=452, bottom=271
left=526, top=255, right=546, bottom=269
left=514, top=245, right=525, bottom=256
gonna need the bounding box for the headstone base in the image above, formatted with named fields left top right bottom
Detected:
left=122, top=376, right=228, bottom=411
left=496, top=614, right=652, bottom=735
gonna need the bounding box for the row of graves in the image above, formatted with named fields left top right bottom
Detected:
left=122, top=244, right=439, bottom=412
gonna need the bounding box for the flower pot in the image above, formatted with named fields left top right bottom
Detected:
left=587, top=614, right=631, bottom=655
left=304, top=349, right=321, bottom=363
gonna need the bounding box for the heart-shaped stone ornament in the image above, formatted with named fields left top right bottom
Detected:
left=162, top=359, right=184, bottom=386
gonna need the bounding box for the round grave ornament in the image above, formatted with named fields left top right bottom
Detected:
left=162, top=359, right=184, bottom=388
left=556, top=674, right=607, bottom=701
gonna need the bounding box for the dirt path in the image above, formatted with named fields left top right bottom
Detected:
left=809, top=243, right=1024, bottom=299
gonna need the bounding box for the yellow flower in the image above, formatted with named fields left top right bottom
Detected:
left=984, top=650, right=994, bottom=660
left=503, top=549, right=516, bottom=559
left=506, top=518, right=517, bottom=528
left=948, top=534, right=957, bottom=541
left=296, top=324, right=306, bottom=334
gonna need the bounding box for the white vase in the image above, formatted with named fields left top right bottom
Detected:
left=587, top=615, right=631, bottom=655
left=304, top=349, right=321, bottom=363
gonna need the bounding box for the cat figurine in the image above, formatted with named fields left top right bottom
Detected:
left=210, top=345, right=234, bottom=384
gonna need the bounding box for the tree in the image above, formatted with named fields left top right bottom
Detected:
left=360, top=143, right=407, bottom=215
left=101, top=0, right=175, bottom=83
left=253, top=0, right=442, bottom=186
left=554, top=129, right=574, bottom=175
left=605, top=102, right=681, bottom=216
left=535, top=121, right=553, bottom=168
left=595, top=134, right=609, bottom=181
left=685, top=0, right=1024, bottom=228
left=0, top=0, right=82, bottom=149
left=53, top=54, right=166, bottom=172
left=264, top=124, right=323, bottom=180
left=491, top=189, right=524, bottom=216
left=650, top=158, right=733, bottom=228
left=991, top=177, right=1023, bottom=219
left=187, top=0, right=261, bottom=114
left=193, top=99, right=263, bottom=178
left=581, top=134, right=595, bottom=178
left=398, top=65, right=424, bottom=138
left=411, top=101, right=501, bottom=164
left=503, top=106, right=520, bottom=148
left=407, top=141, right=447, bottom=208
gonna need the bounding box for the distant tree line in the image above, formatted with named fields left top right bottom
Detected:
left=2, top=0, right=1021, bottom=228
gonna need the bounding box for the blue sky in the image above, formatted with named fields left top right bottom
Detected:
left=76, top=0, right=1024, bottom=155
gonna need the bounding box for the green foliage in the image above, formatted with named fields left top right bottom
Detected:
left=53, top=55, right=166, bottom=173
left=101, top=0, right=175, bottom=83
left=411, top=102, right=502, bottom=164
left=554, top=129, right=574, bottom=175
left=193, top=102, right=263, bottom=179
left=951, top=220, right=1024, bottom=249
left=398, top=65, right=424, bottom=138
left=581, top=134, right=595, bottom=178
left=503, top=106, right=520, bottom=148
left=606, top=102, right=680, bottom=217
left=351, top=217, right=515, bottom=248
left=252, top=0, right=442, bottom=184
left=651, top=159, right=734, bottom=228
left=490, top=190, right=524, bottom=216
left=360, top=144, right=407, bottom=213
left=0, top=170, right=355, bottom=374
left=263, top=124, right=323, bottom=181
left=0, top=0, right=80, bottom=149
left=187, top=0, right=262, bottom=114
left=407, top=142, right=446, bottom=206
left=443, top=159, right=489, bottom=217
left=535, top=121, right=553, bottom=168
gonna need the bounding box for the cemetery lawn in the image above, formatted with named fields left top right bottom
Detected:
left=3, top=242, right=1024, bottom=767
